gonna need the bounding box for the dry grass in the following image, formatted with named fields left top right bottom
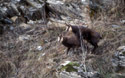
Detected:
left=0, top=15, right=125, bottom=78
left=0, top=1, right=125, bottom=78
left=0, top=22, right=125, bottom=78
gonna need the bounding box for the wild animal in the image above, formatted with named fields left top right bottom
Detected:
left=65, top=23, right=102, bottom=53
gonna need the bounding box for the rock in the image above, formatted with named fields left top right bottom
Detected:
left=61, top=61, right=71, bottom=66
left=81, top=0, right=88, bottom=5
left=112, top=25, right=120, bottom=28
left=117, top=46, right=125, bottom=51
left=47, top=0, right=64, bottom=5
left=36, top=20, right=43, bottom=23
left=59, top=71, right=81, bottom=78
left=18, top=35, right=30, bottom=41
left=19, top=23, right=29, bottom=27
left=42, top=53, right=46, bottom=56
left=36, top=46, right=43, bottom=51
left=120, top=20, right=125, bottom=24
left=79, top=71, right=101, bottom=78
left=27, top=20, right=34, bottom=24
left=38, top=53, right=46, bottom=61
left=15, top=16, right=27, bottom=24
left=0, top=7, right=8, bottom=14
left=26, top=0, right=43, bottom=8
left=9, top=26, right=14, bottom=30
left=11, top=0, right=21, bottom=4
left=19, top=6, right=45, bottom=22
left=112, top=59, right=119, bottom=67
left=112, top=46, right=125, bottom=72
left=59, top=70, right=101, bottom=78
left=58, top=61, right=101, bottom=78
left=10, top=3, right=20, bottom=16
left=0, top=18, right=13, bottom=24
left=11, top=16, right=18, bottom=22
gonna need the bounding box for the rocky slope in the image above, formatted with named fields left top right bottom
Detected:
left=0, top=0, right=125, bottom=78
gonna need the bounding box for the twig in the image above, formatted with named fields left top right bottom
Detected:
left=73, top=20, right=88, bottom=78
left=78, top=26, right=87, bottom=72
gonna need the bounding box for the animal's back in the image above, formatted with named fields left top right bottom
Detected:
left=62, top=37, right=73, bottom=48
left=62, top=35, right=80, bottom=48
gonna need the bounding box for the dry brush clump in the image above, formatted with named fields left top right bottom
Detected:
left=86, top=0, right=125, bottom=22
left=0, top=52, right=16, bottom=78
left=84, top=24, right=125, bottom=77
left=0, top=0, right=124, bottom=78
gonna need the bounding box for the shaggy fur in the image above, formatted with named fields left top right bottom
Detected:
left=66, top=24, right=102, bottom=53
left=58, top=32, right=81, bottom=54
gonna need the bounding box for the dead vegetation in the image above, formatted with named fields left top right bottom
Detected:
left=0, top=20, right=124, bottom=78
left=0, top=0, right=125, bottom=78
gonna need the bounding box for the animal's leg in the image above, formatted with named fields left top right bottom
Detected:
left=66, top=48, right=70, bottom=54
left=75, top=47, right=80, bottom=55
left=72, top=47, right=75, bottom=54
left=90, top=41, right=98, bottom=54
left=92, top=44, right=98, bottom=53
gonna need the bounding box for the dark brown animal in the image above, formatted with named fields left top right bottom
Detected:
left=58, top=33, right=81, bottom=54
left=65, top=24, right=102, bottom=53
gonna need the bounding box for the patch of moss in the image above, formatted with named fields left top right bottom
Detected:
left=68, top=62, right=80, bottom=67
left=123, top=40, right=125, bottom=44
left=104, top=73, right=112, bottom=78
left=60, top=62, right=80, bottom=72
left=122, top=51, right=125, bottom=55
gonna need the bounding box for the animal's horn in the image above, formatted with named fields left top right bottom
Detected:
left=65, top=22, right=72, bottom=27
left=65, top=22, right=71, bottom=31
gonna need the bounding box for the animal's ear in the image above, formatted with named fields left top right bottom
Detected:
left=60, top=37, right=64, bottom=42
left=65, top=26, right=70, bottom=31
left=68, top=26, right=72, bottom=31
left=65, top=26, right=73, bottom=32
left=65, top=22, right=71, bottom=31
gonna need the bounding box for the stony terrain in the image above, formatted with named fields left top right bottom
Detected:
left=0, top=0, right=125, bottom=78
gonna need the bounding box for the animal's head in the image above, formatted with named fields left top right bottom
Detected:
left=65, top=23, right=73, bottom=32
left=65, top=23, right=80, bottom=34
left=58, top=31, right=69, bottom=43
left=57, top=34, right=64, bottom=42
